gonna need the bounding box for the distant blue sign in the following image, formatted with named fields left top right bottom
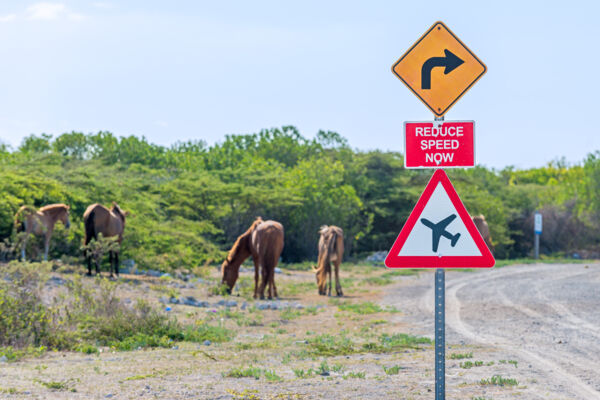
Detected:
left=534, top=213, right=542, bottom=235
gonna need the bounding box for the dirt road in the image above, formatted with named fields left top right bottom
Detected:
left=383, top=262, right=600, bottom=399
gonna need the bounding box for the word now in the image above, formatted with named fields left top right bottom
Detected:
left=405, top=121, right=474, bottom=169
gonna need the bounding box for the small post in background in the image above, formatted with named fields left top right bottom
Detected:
left=534, top=212, right=542, bottom=259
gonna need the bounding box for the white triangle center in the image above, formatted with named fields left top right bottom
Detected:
left=398, top=182, right=481, bottom=257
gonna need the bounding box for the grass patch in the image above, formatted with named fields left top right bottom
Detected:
left=363, top=333, right=431, bottom=353
left=480, top=375, right=518, bottom=386
left=280, top=281, right=314, bottom=296
left=460, top=361, right=483, bottom=369
left=124, top=371, right=162, bottom=381
left=382, top=365, right=402, bottom=375
left=343, top=371, right=365, bottom=379
left=450, top=352, right=473, bottom=359
left=293, top=368, right=313, bottom=378
left=224, top=366, right=282, bottom=382
left=306, top=334, right=358, bottom=356
left=336, top=301, right=382, bottom=314
left=264, top=370, right=283, bottom=382
left=223, top=366, right=263, bottom=379
left=306, top=332, right=430, bottom=356
left=280, top=306, right=318, bottom=320
left=35, top=379, right=76, bottom=392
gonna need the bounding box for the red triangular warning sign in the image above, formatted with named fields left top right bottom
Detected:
left=385, top=169, right=495, bottom=268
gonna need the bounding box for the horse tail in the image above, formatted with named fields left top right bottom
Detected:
left=14, top=205, right=36, bottom=234
left=327, top=229, right=338, bottom=262
left=84, top=209, right=96, bottom=245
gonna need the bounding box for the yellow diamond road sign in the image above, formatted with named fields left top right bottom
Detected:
left=392, top=21, right=486, bottom=117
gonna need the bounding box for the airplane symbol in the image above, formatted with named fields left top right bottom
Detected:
left=420, top=214, right=461, bottom=252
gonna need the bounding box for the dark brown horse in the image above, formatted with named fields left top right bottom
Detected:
left=472, top=214, right=494, bottom=254
left=14, top=204, right=71, bottom=261
left=312, top=225, right=344, bottom=296
left=221, top=217, right=284, bottom=300
left=83, top=202, right=128, bottom=277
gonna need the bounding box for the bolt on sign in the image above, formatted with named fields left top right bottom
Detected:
left=392, top=21, right=486, bottom=117
left=404, top=121, right=474, bottom=168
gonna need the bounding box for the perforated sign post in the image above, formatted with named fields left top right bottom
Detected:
left=389, top=21, right=490, bottom=400
left=385, top=170, right=494, bottom=399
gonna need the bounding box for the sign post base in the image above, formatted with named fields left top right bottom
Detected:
left=435, top=269, right=445, bottom=400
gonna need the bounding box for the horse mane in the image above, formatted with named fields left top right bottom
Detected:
left=226, top=217, right=263, bottom=262
left=319, top=225, right=330, bottom=235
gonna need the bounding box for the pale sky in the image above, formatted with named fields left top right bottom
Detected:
left=0, top=1, right=597, bottom=169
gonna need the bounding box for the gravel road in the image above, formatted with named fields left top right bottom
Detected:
left=383, top=263, right=600, bottom=399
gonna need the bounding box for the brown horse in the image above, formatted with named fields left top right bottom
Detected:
left=312, top=225, right=344, bottom=296
left=14, top=204, right=71, bottom=261
left=221, top=217, right=284, bottom=300
left=83, top=202, right=128, bottom=277
left=472, top=215, right=494, bottom=254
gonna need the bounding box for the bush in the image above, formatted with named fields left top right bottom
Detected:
left=0, top=262, right=233, bottom=360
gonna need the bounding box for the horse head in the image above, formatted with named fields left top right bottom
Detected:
left=221, top=231, right=253, bottom=293
left=111, top=202, right=129, bottom=224
left=62, top=205, right=71, bottom=228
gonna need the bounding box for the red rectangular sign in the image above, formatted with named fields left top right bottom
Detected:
left=404, top=121, right=474, bottom=168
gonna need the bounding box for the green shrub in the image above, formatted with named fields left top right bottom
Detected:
left=223, top=366, right=262, bottom=379
left=479, top=375, right=518, bottom=386
left=307, top=334, right=357, bottom=356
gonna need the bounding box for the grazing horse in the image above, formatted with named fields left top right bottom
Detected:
left=472, top=215, right=494, bottom=254
left=14, top=204, right=71, bottom=261
left=83, top=202, right=127, bottom=277
left=312, top=225, right=344, bottom=296
left=221, top=217, right=284, bottom=300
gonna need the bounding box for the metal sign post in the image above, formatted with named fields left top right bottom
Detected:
left=435, top=269, right=445, bottom=400
left=388, top=21, right=491, bottom=400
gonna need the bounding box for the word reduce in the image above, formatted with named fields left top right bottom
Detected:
left=404, top=121, right=474, bottom=168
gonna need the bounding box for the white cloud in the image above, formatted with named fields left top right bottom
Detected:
left=26, top=2, right=85, bottom=21
left=92, top=2, right=113, bottom=9
left=0, top=14, right=17, bottom=22
left=27, top=3, right=66, bottom=20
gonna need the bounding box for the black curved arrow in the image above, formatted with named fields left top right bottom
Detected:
left=421, top=49, right=464, bottom=90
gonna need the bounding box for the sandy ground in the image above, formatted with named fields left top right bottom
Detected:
left=0, top=263, right=599, bottom=399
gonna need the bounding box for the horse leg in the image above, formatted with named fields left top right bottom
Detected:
left=109, top=252, right=114, bottom=278
left=253, top=258, right=259, bottom=299
left=334, top=261, right=343, bottom=297
left=21, top=237, right=27, bottom=262
left=95, top=253, right=100, bottom=275
left=258, top=266, right=268, bottom=300
left=328, top=264, right=332, bottom=296
left=267, top=267, right=275, bottom=300
left=271, top=267, right=278, bottom=299
left=43, top=234, right=50, bottom=262
left=115, top=251, right=119, bottom=276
